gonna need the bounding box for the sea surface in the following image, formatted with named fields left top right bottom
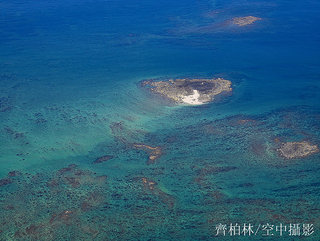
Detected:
left=0, top=0, right=319, bottom=240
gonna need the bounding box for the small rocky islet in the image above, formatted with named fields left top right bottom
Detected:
left=231, top=16, right=262, bottom=26
left=141, top=77, right=232, bottom=105
left=277, top=141, right=319, bottom=159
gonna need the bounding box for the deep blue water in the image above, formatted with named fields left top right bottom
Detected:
left=0, top=0, right=320, bottom=240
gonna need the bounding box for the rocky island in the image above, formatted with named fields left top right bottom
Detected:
left=277, top=141, right=319, bottom=159
left=232, top=16, right=262, bottom=26
left=141, top=77, right=232, bottom=105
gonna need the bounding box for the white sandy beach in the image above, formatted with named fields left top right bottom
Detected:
left=181, top=90, right=204, bottom=105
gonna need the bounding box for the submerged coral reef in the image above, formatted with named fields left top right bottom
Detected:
left=0, top=107, right=319, bottom=240
left=133, top=144, right=163, bottom=164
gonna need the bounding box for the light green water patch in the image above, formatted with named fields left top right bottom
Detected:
left=0, top=73, right=183, bottom=177
left=1, top=102, right=319, bottom=240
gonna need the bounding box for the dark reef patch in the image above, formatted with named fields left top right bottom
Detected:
left=0, top=97, right=12, bottom=112
left=93, top=155, right=114, bottom=164
left=0, top=178, right=13, bottom=187
left=0, top=165, right=109, bottom=240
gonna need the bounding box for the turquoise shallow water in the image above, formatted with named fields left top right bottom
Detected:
left=0, top=0, right=320, bottom=240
